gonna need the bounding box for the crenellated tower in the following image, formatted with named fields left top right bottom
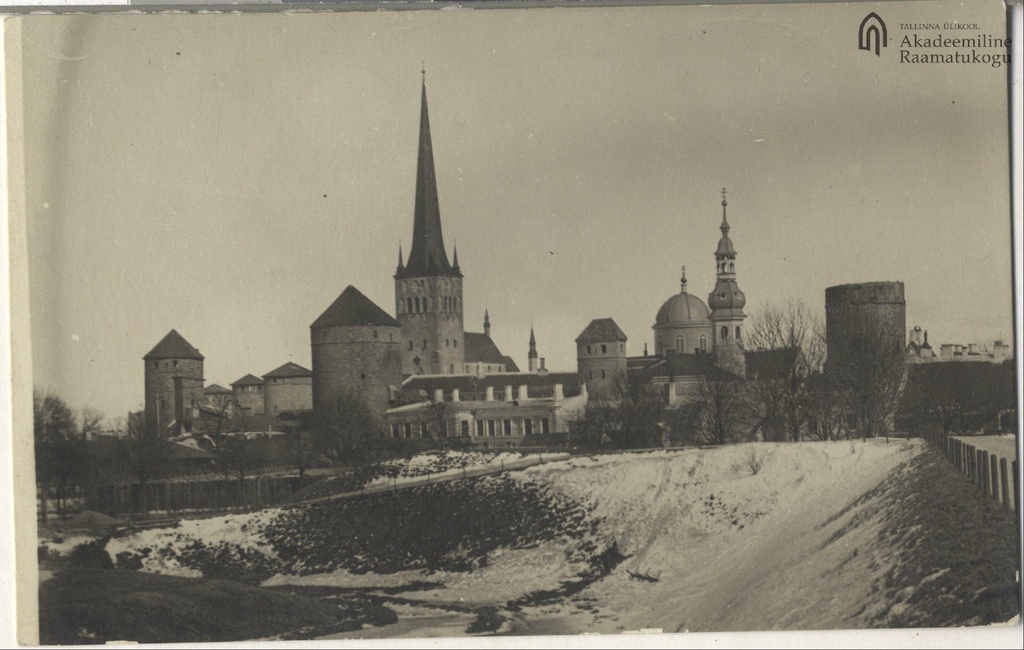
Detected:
left=708, top=189, right=747, bottom=357
left=394, top=72, right=465, bottom=375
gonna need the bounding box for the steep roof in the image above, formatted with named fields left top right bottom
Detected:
left=203, top=384, right=232, bottom=395
left=311, top=285, right=401, bottom=330
left=576, top=318, right=628, bottom=343
left=263, top=362, right=312, bottom=379
left=231, top=374, right=264, bottom=387
left=396, top=76, right=460, bottom=279
left=464, top=332, right=512, bottom=366
left=500, top=355, right=522, bottom=373
left=143, top=330, right=204, bottom=361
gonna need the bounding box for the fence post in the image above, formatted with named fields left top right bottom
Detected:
left=990, top=454, right=999, bottom=502
left=977, top=449, right=986, bottom=491
left=1014, top=461, right=1019, bottom=514
left=1000, top=458, right=1011, bottom=510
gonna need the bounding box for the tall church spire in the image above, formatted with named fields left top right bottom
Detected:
left=484, top=309, right=491, bottom=337
left=528, top=326, right=538, bottom=372
left=399, top=71, right=458, bottom=278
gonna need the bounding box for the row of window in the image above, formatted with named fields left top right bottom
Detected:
left=389, top=417, right=551, bottom=440
left=408, top=339, right=460, bottom=351
left=401, top=295, right=461, bottom=315
left=583, top=343, right=625, bottom=356
left=718, top=262, right=735, bottom=274
left=675, top=334, right=709, bottom=353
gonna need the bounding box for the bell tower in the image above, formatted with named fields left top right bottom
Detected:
left=708, top=189, right=747, bottom=357
left=394, top=71, right=464, bottom=375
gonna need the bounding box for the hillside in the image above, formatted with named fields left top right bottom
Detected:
left=63, top=439, right=1019, bottom=639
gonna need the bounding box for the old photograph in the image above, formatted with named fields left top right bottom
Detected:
left=4, top=0, right=1020, bottom=644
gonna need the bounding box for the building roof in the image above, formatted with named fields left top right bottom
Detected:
left=655, top=292, right=711, bottom=328
left=395, top=77, right=460, bottom=279
left=744, top=347, right=801, bottom=380
left=576, top=318, right=628, bottom=343
left=500, top=355, right=521, bottom=373
left=715, top=197, right=737, bottom=257
left=203, top=384, right=233, bottom=395
left=464, top=332, right=514, bottom=367
left=708, top=279, right=746, bottom=315
left=143, top=329, right=204, bottom=361
left=231, top=374, right=264, bottom=387
left=264, top=362, right=312, bottom=379
left=311, top=285, right=401, bottom=330
left=401, top=371, right=581, bottom=395
left=629, top=353, right=744, bottom=382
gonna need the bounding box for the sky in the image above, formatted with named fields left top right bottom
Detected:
left=11, top=1, right=1015, bottom=422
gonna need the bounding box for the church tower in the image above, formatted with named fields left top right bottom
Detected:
left=528, top=326, right=539, bottom=372
left=394, top=72, right=465, bottom=375
left=708, top=189, right=747, bottom=357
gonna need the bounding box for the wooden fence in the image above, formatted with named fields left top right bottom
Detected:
left=86, top=474, right=323, bottom=517
left=923, top=429, right=1018, bottom=513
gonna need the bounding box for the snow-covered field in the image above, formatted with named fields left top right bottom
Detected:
left=95, top=439, right=1016, bottom=636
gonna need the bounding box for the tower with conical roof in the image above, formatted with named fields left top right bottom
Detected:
left=311, top=285, right=404, bottom=418
left=708, top=189, right=747, bottom=356
left=143, top=329, right=205, bottom=436
left=394, top=72, right=465, bottom=375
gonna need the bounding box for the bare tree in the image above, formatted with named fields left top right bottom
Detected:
left=693, top=355, right=751, bottom=445
left=569, top=370, right=665, bottom=450
left=33, top=389, right=83, bottom=520
left=826, top=311, right=908, bottom=441
left=424, top=400, right=457, bottom=449
left=118, top=411, right=170, bottom=515
left=314, top=387, right=381, bottom=464
left=744, top=300, right=823, bottom=442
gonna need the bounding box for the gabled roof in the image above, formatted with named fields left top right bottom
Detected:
left=500, top=355, right=521, bottom=373
left=143, top=330, right=204, bottom=361
left=464, top=332, right=512, bottom=366
left=203, top=384, right=232, bottom=395
left=231, top=374, right=264, bottom=387
left=264, top=362, right=312, bottom=379
left=576, top=318, right=628, bottom=343
left=311, top=285, right=401, bottom=330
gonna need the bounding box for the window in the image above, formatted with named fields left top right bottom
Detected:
left=422, top=339, right=427, bottom=350
left=541, top=417, right=550, bottom=434
left=721, top=326, right=729, bottom=339
left=588, top=370, right=593, bottom=379
left=729, top=263, right=734, bottom=273
left=173, top=360, right=178, bottom=368
left=524, top=418, right=533, bottom=435
left=488, top=420, right=496, bottom=437
left=735, top=326, right=741, bottom=339
left=476, top=420, right=485, bottom=436
left=601, top=344, right=607, bottom=354
left=601, top=369, right=606, bottom=379
left=373, top=330, right=378, bottom=339
left=360, top=373, right=366, bottom=380
left=586, top=345, right=592, bottom=354
left=409, top=340, right=414, bottom=351
left=404, top=423, right=412, bottom=439
left=454, top=340, right=458, bottom=348
left=391, top=423, right=401, bottom=438
left=406, top=297, right=413, bottom=313
left=414, top=297, right=420, bottom=312
left=621, top=343, right=625, bottom=353
left=449, top=364, right=454, bottom=374
left=503, top=419, right=512, bottom=436
left=446, top=339, right=450, bottom=347
left=462, top=420, right=470, bottom=437
left=675, top=335, right=685, bottom=352
left=700, top=334, right=708, bottom=352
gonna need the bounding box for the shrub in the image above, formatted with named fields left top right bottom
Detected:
left=68, top=538, right=113, bottom=570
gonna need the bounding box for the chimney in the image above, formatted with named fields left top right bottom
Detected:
left=553, top=383, right=564, bottom=403
left=485, top=386, right=494, bottom=401
left=539, top=358, right=547, bottom=373
left=452, top=388, right=460, bottom=402
left=504, top=385, right=513, bottom=402
left=433, top=388, right=443, bottom=403
left=517, top=385, right=528, bottom=401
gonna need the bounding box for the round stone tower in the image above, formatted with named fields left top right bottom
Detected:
left=825, top=281, right=907, bottom=365
left=143, top=329, right=205, bottom=436
left=576, top=318, right=628, bottom=401
left=311, top=285, right=404, bottom=422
